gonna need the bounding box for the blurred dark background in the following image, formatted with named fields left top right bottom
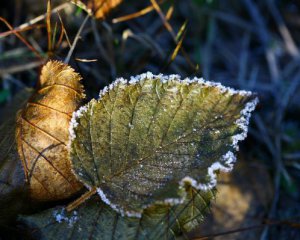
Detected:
left=0, top=0, right=300, bottom=239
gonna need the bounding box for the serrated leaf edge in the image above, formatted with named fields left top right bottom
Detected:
left=68, top=72, right=258, bottom=217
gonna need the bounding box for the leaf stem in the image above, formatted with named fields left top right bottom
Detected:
left=66, top=187, right=97, bottom=212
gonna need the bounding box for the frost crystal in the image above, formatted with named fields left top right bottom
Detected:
left=98, top=72, right=254, bottom=99
left=97, top=188, right=142, bottom=218
left=53, top=209, right=78, bottom=227
left=231, top=98, right=259, bottom=150
left=163, top=198, right=184, bottom=205
left=68, top=105, right=88, bottom=147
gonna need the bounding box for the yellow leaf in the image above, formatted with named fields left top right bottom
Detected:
left=16, top=60, right=84, bottom=201
left=78, top=0, right=123, bottom=19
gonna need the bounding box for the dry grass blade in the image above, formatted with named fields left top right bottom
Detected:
left=75, top=58, right=98, bottom=62
left=170, top=35, right=184, bottom=62
left=47, top=0, right=53, bottom=55
left=165, top=4, right=174, bottom=21
left=46, top=0, right=53, bottom=57
left=56, top=10, right=71, bottom=48
left=163, top=24, right=186, bottom=70
left=149, top=0, right=197, bottom=71
left=112, top=5, right=155, bottom=23
left=0, top=24, right=45, bottom=38
left=0, top=17, right=43, bottom=60
left=64, top=14, right=90, bottom=64
left=0, top=3, right=69, bottom=40
left=150, top=0, right=175, bottom=38
left=112, top=0, right=166, bottom=24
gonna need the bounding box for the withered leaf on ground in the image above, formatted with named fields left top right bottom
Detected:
left=16, top=60, right=84, bottom=201
left=69, top=73, right=258, bottom=217
left=20, top=185, right=214, bottom=240
left=73, top=0, right=123, bottom=19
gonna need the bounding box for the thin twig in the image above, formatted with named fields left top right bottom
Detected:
left=47, top=0, right=52, bottom=54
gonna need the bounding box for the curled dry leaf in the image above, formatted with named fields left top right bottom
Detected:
left=69, top=72, right=258, bottom=217
left=16, top=60, right=84, bottom=201
left=74, top=0, right=123, bottom=19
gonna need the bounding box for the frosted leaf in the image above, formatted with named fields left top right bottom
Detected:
left=69, top=73, right=258, bottom=216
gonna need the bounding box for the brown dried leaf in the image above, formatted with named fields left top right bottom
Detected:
left=76, top=0, right=123, bottom=19
left=16, top=60, right=84, bottom=201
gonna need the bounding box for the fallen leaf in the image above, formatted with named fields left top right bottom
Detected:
left=20, top=184, right=214, bottom=239
left=69, top=72, right=258, bottom=216
left=74, top=0, right=123, bottom=19
left=16, top=60, right=84, bottom=201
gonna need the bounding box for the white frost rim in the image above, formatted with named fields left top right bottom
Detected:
left=68, top=72, right=259, bottom=218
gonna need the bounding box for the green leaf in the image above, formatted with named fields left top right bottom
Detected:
left=69, top=73, right=258, bottom=216
left=20, top=184, right=214, bottom=240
